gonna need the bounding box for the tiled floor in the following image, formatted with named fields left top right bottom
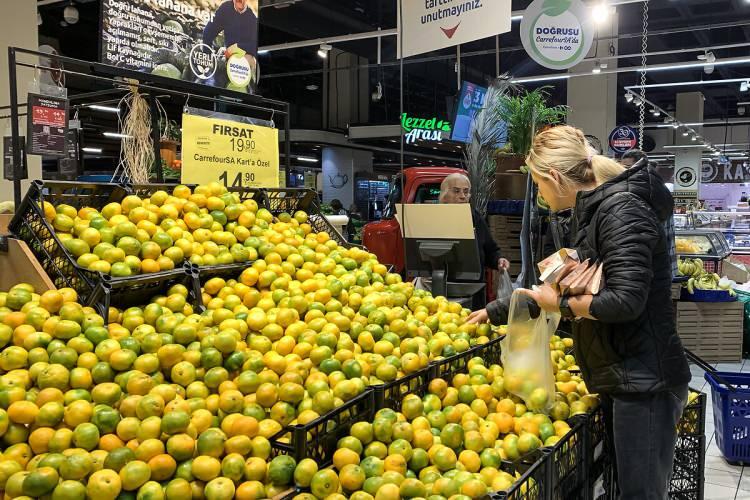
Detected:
left=690, top=360, right=750, bottom=499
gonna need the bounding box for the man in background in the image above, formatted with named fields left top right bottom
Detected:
left=203, top=0, right=259, bottom=75
left=621, top=149, right=679, bottom=278
left=439, top=173, right=510, bottom=272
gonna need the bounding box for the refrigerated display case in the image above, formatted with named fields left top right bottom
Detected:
left=688, top=211, right=750, bottom=255
left=675, top=229, right=731, bottom=259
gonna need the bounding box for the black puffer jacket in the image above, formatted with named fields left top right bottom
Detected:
left=570, top=163, right=690, bottom=394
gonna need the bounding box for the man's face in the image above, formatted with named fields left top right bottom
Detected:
left=233, top=0, right=246, bottom=12
left=442, top=178, right=471, bottom=204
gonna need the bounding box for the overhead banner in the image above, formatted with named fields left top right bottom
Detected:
left=181, top=113, right=279, bottom=188
left=101, top=0, right=260, bottom=93
left=398, top=0, right=512, bottom=58
left=520, top=0, right=594, bottom=70
left=702, top=161, right=750, bottom=184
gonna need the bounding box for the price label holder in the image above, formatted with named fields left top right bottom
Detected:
left=181, top=107, right=279, bottom=188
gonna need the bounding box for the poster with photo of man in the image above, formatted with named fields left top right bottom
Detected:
left=101, top=0, right=260, bottom=93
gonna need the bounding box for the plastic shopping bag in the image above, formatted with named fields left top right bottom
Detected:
left=496, top=268, right=514, bottom=305
left=500, top=290, right=561, bottom=413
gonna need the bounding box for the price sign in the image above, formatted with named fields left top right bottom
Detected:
left=26, top=93, right=68, bottom=157
left=181, top=113, right=279, bottom=188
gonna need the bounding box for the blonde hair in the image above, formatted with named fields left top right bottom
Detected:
left=526, top=125, right=625, bottom=189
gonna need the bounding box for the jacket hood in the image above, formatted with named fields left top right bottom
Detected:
left=575, top=159, right=673, bottom=225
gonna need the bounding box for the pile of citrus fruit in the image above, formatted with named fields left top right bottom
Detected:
left=43, top=183, right=276, bottom=276
left=283, top=356, right=597, bottom=500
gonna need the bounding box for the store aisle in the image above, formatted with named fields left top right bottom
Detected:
left=689, top=361, right=750, bottom=499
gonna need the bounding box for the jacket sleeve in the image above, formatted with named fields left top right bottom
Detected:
left=588, top=193, right=660, bottom=323
left=476, top=215, right=501, bottom=270
left=202, top=3, right=225, bottom=47
left=486, top=299, right=509, bottom=326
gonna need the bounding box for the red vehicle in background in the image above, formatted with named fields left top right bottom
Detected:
left=362, top=167, right=467, bottom=273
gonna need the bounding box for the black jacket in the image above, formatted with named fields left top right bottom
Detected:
left=473, top=209, right=501, bottom=272
left=570, top=163, right=690, bottom=394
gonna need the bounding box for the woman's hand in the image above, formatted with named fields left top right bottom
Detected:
left=498, top=258, right=510, bottom=271
left=517, top=284, right=561, bottom=313
left=467, top=309, right=489, bottom=324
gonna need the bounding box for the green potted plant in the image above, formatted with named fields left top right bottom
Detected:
left=494, top=87, right=567, bottom=198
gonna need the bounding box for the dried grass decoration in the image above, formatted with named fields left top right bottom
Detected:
left=114, top=81, right=154, bottom=184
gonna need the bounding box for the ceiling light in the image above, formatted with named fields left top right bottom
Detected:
left=297, top=156, right=318, bottom=163
left=305, top=84, right=319, bottom=91
left=682, top=130, right=689, bottom=136
left=63, top=3, right=79, bottom=24
left=691, top=135, right=698, bottom=141
left=697, top=51, right=716, bottom=74
left=511, top=14, right=523, bottom=21
left=257, top=50, right=269, bottom=55
left=512, top=74, right=569, bottom=84
left=592, top=61, right=606, bottom=74
left=651, top=108, right=661, bottom=117
left=88, top=105, right=120, bottom=113
left=103, top=132, right=131, bottom=139
left=317, top=44, right=332, bottom=59
left=672, top=122, right=680, bottom=129
left=591, top=2, right=609, bottom=24
left=624, top=93, right=634, bottom=103
left=741, top=81, right=749, bottom=92
left=82, top=147, right=102, bottom=154
left=739, top=106, right=747, bottom=116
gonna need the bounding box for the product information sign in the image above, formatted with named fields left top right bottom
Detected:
left=520, top=0, right=594, bottom=70
left=398, top=0, right=512, bottom=58
left=181, top=112, right=279, bottom=188
left=100, top=0, right=260, bottom=92
left=26, top=93, right=68, bottom=157
left=608, top=126, right=638, bottom=155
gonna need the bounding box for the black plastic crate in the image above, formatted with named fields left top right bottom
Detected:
left=581, top=404, right=613, bottom=500
left=668, top=391, right=706, bottom=500
left=548, top=420, right=587, bottom=500
left=493, top=449, right=551, bottom=500
left=371, top=366, right=433, bottom=412
left=9, top=180, right=127, bottom=303
left=269, top=389, right=375, bottom=466
left=432, top=335, right=504, bottom=382
left=86, top=264, right=201, bottom=320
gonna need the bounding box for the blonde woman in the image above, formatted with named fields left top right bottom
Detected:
left=471, top=125, right=690, bottom=499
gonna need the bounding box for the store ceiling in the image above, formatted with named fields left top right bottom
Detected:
left=37, top=0, right=750, bottom=166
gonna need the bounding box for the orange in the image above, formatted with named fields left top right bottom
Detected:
left=191, top=455, right=221, bottom=481
left=87, top=469, right=122, bottom=500
left=333, top=447, right=360, bottom=470
left=148, top=454, right=177, bottom=481
left=310, top=469, right=340, bottom=500
left=119, top=460, right=151, bottom=491
left=28, top=427, right=55, bottom=454
left=339, top=464, right=366, bottom=493
left=204, top=477, right=236, bottom=500
left=383, top=454, right=406, bottom=475
left=8, top=400, right=39, bottom=424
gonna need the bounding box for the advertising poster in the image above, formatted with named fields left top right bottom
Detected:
left=101, top=0, right=260, bottom=93
left=26, top=93, right=69, bottom=157
left=398, top=0, right=511, bottom=58
left=181, top=112, right=279, bottom=188
left=608, top=126, right=638, bottom=155
left=451, top=81, right=507, bottom=146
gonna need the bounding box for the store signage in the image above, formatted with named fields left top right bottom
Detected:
left=26, top=93, right=68, bottom=157
left=608, top=126, right=638, bottom=155
left=398, top=0, right=511, bottom=58
left=401, top=114, right=452, bottom=145
left=181, top=113, right=279, bottom=188
left=227, top=54, right=252, bottom=87
left=702, top=161, right=750, bottom=183
left=520, top=0, right=594, bottom=70
left=101, top=0, right=260, bottom=91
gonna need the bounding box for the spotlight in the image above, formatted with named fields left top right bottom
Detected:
left=63, top=3, right=79, bottom=24
left=591, top=61, right=607, bottom=74
left=697, top=51, right=716, bottom=75
left=682, top=130, right=689, bottom=137
left=591, top=2, right=609, bottom=24
left=741, top=81, right=749, bottom=92
left=633, top=96, right=642, bottom=106
left=651, top=108, right=661, bottom=117
left=691, top=135, right=698, bottom=141
left=317, top=43, right=332, bottom=59
left=625, top=93, right=634, bottom=103
left=672, top=122, right=679, bottom=129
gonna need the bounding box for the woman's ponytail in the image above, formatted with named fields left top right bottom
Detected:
left=590, top=154, right=626, bottom=185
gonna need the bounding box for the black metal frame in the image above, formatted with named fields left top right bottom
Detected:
left=6, top=46, right=291, bottom=206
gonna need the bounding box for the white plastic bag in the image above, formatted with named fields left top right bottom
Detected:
left=500, top=290, right=560, bottom=413
left=496, top=268, right=514, bottom=304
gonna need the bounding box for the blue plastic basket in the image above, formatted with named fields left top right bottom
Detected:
left=705, top=371, right=750, bottom=463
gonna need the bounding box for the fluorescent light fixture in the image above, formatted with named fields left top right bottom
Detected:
left=82, top=147, right=102, bottom=153
left=512, top=74, right=569, bottom=84
left=626, top=78, right=750, bottom=91
left=645, top=57, right=750, bottom=73
left=511, top=14, right=523, bottom=21
left=257, top=49, right=269, bottom=55
left=103, top=132, right=132, bottom=139
left=297, top=156, right=318, bottom=163
left=88, top=105, right=120, bottom=113
left=663, top=144, right=710, bottom=149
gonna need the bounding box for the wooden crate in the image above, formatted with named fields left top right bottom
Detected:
left=676, top=301, right=744, bottom=363
left=0, top=237, right=56, bottom=292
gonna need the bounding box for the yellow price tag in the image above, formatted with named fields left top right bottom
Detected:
left=181, top=113, right=279, bottom=188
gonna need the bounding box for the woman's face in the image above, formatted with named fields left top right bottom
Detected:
left=530, top=169, right=574, bottom=212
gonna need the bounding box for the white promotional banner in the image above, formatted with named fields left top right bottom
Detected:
left=520, top=0, right=595, bottom=70
left=398, top=0, right=512, bottom=58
